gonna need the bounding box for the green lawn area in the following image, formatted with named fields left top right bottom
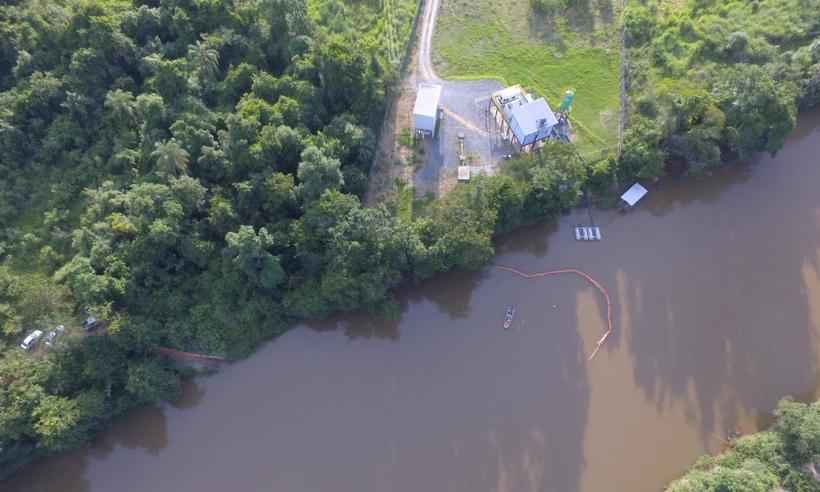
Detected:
left=433, top=0, right=621, bottom=157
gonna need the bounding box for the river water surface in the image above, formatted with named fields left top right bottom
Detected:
left=6, top=110, right=820, bottom=492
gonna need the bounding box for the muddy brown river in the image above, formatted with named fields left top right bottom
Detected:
left=6, top=110, right=820, bottom=492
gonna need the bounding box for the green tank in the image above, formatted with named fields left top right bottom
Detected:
left=558, top=89, right=575, bottom=113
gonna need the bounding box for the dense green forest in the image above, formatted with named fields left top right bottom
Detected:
left=621, top=0, right=820, bottom=178
left=0, top=0, right=591, bottom=477
left=1, top=0, right=819, bottom=482
left=666, top=398, right=820, bottom=492
left=0, top=0, right=430, bottom=476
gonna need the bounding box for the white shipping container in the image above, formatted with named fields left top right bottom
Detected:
left=413, top=83, right=442, bottom=136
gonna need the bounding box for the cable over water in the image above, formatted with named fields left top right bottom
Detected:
left=494, top=265, right=614, bottom=361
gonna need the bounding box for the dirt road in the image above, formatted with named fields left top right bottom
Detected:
left=366, top=0, right=509, bottom=204
left=417, top=0, right=441, bottom=81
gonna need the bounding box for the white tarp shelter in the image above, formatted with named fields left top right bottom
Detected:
left=621, top=183, right=648, bottom=207
left=413, top=83, right=442, bottom=136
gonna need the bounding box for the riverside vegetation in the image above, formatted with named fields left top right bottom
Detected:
left=666, top=399, right=820, bottom=492
left=631, top=1, right=820, bottom=489
left=621, top=0, right=820, bottom=179
left=632, top=1, right=820, bottom=489
left=0, top=0, right=818, bottom=486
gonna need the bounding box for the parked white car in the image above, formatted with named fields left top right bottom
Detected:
left=44, top=325, right=65, bottom=347
left=82, top=316, right=100, bottom=332
left=20, top=330, right=44, bottom=350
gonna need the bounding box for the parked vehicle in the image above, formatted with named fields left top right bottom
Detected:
left=82, top=316, right=100, bottom=332
left=20, top=330, right=43, bottom=350
left=44, top=325, right=65, bottom=347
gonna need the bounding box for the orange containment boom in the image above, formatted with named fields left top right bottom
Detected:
left=495, top=265, right=614, bottom=361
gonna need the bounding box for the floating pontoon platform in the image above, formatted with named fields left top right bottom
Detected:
left=575, top=226, right=601, bottom=241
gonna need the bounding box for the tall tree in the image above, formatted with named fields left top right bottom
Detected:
left=187, top=40, right=220, bottom=82
left=296, top=145, right=343, bottom=203
left=104, top=89, right=136, bottom=125
left=151, top=139, right=190, bottom=176
left=224, top=225, right=284, bottom=291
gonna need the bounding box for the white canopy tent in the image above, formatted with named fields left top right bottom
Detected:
left=621, top=183, right=648, bottom=207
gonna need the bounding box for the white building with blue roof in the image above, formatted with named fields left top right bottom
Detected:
left=490, top=85, right=561, bottom=151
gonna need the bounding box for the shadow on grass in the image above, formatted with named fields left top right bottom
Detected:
left=527, top=0, right=617, bottom=49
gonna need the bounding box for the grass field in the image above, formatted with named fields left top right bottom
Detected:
left=433, top=0, right=621, bottom=156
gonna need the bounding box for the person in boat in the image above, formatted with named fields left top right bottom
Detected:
left=504, top=306, right=515, bottom=329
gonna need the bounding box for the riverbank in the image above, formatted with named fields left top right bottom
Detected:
left=666, top=398, right=820, bottom=491
left=0, top=0, right=425, bottom=480
left=5, top=107, right=820, bottom=492
left=1, top=0, right=819, bottom=487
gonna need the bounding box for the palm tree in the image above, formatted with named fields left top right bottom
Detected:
left=104, top=89, right=136, bottom=124
left=151, top=139, right=190, bottom=176
left=187, top=40, right=220, bottom=80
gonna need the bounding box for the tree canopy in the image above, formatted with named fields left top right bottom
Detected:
left=0, top=0, right=817, bottom=482
left=667, top=398, right=820, bottom=492
left=0, top=0, right=422, bottom=478
left=621, top=0, right=819, bottom=180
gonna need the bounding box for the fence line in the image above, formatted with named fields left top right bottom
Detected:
left=617, top=0, right=629, bottom=158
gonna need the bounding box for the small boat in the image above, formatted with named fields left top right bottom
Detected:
left=503, top=306, right=515, bottom=329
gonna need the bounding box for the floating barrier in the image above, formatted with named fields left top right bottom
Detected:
left=495, top=265, right=614, bottom=360
left=155, top=346, right=227, bottom=366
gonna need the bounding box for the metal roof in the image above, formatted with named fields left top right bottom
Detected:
left=509, top=98, right=558, bottom=143
left=413, top=83, right=442, bottom=119
left=621, top=183, right=648, bottom=206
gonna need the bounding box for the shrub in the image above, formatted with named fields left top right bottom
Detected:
left=624, top=5, right=656, bottom=48
left=530, top=0, right=567, bottom=14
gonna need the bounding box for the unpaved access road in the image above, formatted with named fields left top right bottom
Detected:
left=366, top=0, right=512, bottom=203
left=411, top=0, right=514, bottom=194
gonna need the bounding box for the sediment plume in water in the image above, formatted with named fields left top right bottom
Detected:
left=494, top=265, right=614, bottom=360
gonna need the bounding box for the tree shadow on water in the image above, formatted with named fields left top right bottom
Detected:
left=386, top=267, right=591, bottom=492
left=169, top=379, right=207, bottom=410
left=2, top=450, right=91, bottom=492
left=90, top=404, right=169, bottom=458
left=305, top=307, right=402, bottom=341
left=495, top=221, right=556, bottom=259
left=619, top=114, right=820, bottom=445
left=302, top=269, right=486, bottom=342
left=2, top=398, right=176, bottom=492
left=405, top=269, right=487, bottom=320
left=636, top=162, right=753, bottom=219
